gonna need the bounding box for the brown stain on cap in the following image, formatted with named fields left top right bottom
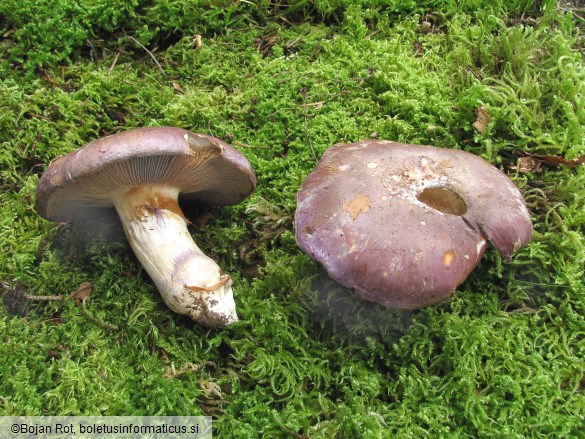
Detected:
left=443, top=250, right=454, bottom=268
left=342, top=194, right=370, bottom=221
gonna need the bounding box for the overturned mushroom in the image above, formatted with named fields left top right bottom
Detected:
left=294, top=140, right=532, bottom=309
left=36, top=127, right=256, bottom=327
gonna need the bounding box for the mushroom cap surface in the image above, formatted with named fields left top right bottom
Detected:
left=294, top=140, right=533, bottom=309
left=35, top=127, right=256, bottom=221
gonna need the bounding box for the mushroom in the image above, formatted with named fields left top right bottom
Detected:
left=294, top=140, right=532, bottom=309
left=35, top=127, right=256, bottom=327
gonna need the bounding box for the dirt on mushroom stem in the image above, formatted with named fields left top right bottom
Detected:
left=112, top=183, right=238, bottom=328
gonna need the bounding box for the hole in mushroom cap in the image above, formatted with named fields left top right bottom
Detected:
left=417, top=187, right=468, bottom=216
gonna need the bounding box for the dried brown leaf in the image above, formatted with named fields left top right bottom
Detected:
left=539, top=154, right=585, bottom=168
left=70, top=282, right=91, bottom=307
left=516, top=152, right=585, bottom=170
left=473, top=106, right=491, bottom=133
left=516, top=156, right=542, bottom=173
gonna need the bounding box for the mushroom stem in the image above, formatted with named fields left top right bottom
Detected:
left=112, top=184, right=238, bottom=327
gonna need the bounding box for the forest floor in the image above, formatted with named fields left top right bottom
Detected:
left=1, top=1, right=584, bottom=437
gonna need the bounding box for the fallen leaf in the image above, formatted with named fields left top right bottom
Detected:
left=473, top=106, right=491, bottom=133
left=172, top=82, right=182, bottom=91
left=343, top=194, right=371, bottom=221
left=70, top=282, right=92, bottom=306
left=516, top=156, right=542, bottom=173
left=538, top=154, right=585, bottom=168
left=516, top=152, right=585, bottom=170
left=193, top=34, right=202, bottom=49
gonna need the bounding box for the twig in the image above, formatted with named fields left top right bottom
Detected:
left=108, top=51, right=121, bottom=75
left=23, top=294, right=64, bottom=301
left=164, top=362, right=201, bottom=379
left=126, top=35, right=166, bottom=76
left=233, top=141, right=271, bottom=149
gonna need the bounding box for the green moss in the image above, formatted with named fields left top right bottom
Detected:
left=1, top=1, right=584, bottom=437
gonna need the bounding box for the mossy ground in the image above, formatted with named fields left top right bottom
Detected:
left=1, top=1, right=584, bottom=437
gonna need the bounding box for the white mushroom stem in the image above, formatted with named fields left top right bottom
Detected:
left=112, top=184, right=238, bottom=327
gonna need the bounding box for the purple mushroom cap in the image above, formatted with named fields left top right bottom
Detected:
left=36, top=126, right=256, bottom=221
left=294, top=140, right=533, bottom=309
